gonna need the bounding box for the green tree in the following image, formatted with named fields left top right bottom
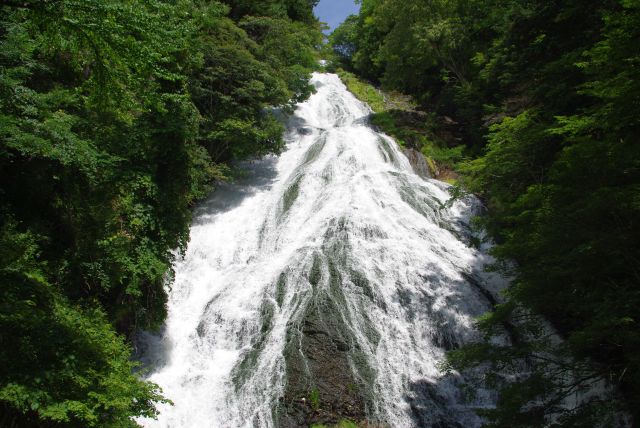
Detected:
left=1, top=0, right=321, bottom=425
left=335, top=0, right=640, bottom=424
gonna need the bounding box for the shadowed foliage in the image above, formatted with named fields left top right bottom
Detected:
left=0, top=0, right=321, bottom=425
left=330, top=0, right=640, bottom=425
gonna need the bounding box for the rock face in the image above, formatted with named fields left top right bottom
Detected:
left=277, top=249, right=374, bottom=427
left=278, top=300, right=368, bottom=427
left=402, top=147, right=432, bottom=179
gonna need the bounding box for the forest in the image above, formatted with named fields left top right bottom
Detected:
left=329, top=0, right=639, bottom=426
left=1, top=0, right=639, bottom=426
left=0, top=0, right=321, bottom=426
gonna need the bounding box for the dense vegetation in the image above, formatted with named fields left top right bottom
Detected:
left=330, top=0, right=639, bottom=426
left=0, top=0, right=320, bottom=426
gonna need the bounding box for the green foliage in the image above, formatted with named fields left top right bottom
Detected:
left=422, top=143, right=464, bottom=170
left=456, top=2, right=640, bottom=421
left=336, top=69, right=386, bottom=113
left=222, top=0, right=320, bottom=24
left=328, top=15, right=359, bottom=67
left=309, top=388, right=320, bottom=410
left=0, top=222, right=170, bottom=427
left=190, top=8, right=321, bottom=161
left=336, top=420, right=358, bottom=428
left=336, top=0, right=640, bottom=424
left=1, top=0, right=321, bottom=425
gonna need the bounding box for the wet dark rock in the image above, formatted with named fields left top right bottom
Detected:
left=407, top=380, right=465, bottom=428
left=277, top=255, right=376, bottom=427
left=403, top=147, right=432, bottom=179
left=278, top=301, right=368, bottom=427
left=333, top=339, right=350, bottom=352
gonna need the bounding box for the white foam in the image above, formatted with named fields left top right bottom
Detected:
left=139, top=73, right=507, bottom=427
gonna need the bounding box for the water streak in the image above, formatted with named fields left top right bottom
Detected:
left=139, top=73, right=507, bottom=427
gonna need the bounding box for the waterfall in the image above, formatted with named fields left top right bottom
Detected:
left=138, top=73, right=508, bottom=427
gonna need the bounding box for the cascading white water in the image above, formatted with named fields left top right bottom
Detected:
left=139, top=73, right=508, bottom=427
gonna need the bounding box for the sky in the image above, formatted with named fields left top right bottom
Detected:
left=314, top=0, right=360, bottom=33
